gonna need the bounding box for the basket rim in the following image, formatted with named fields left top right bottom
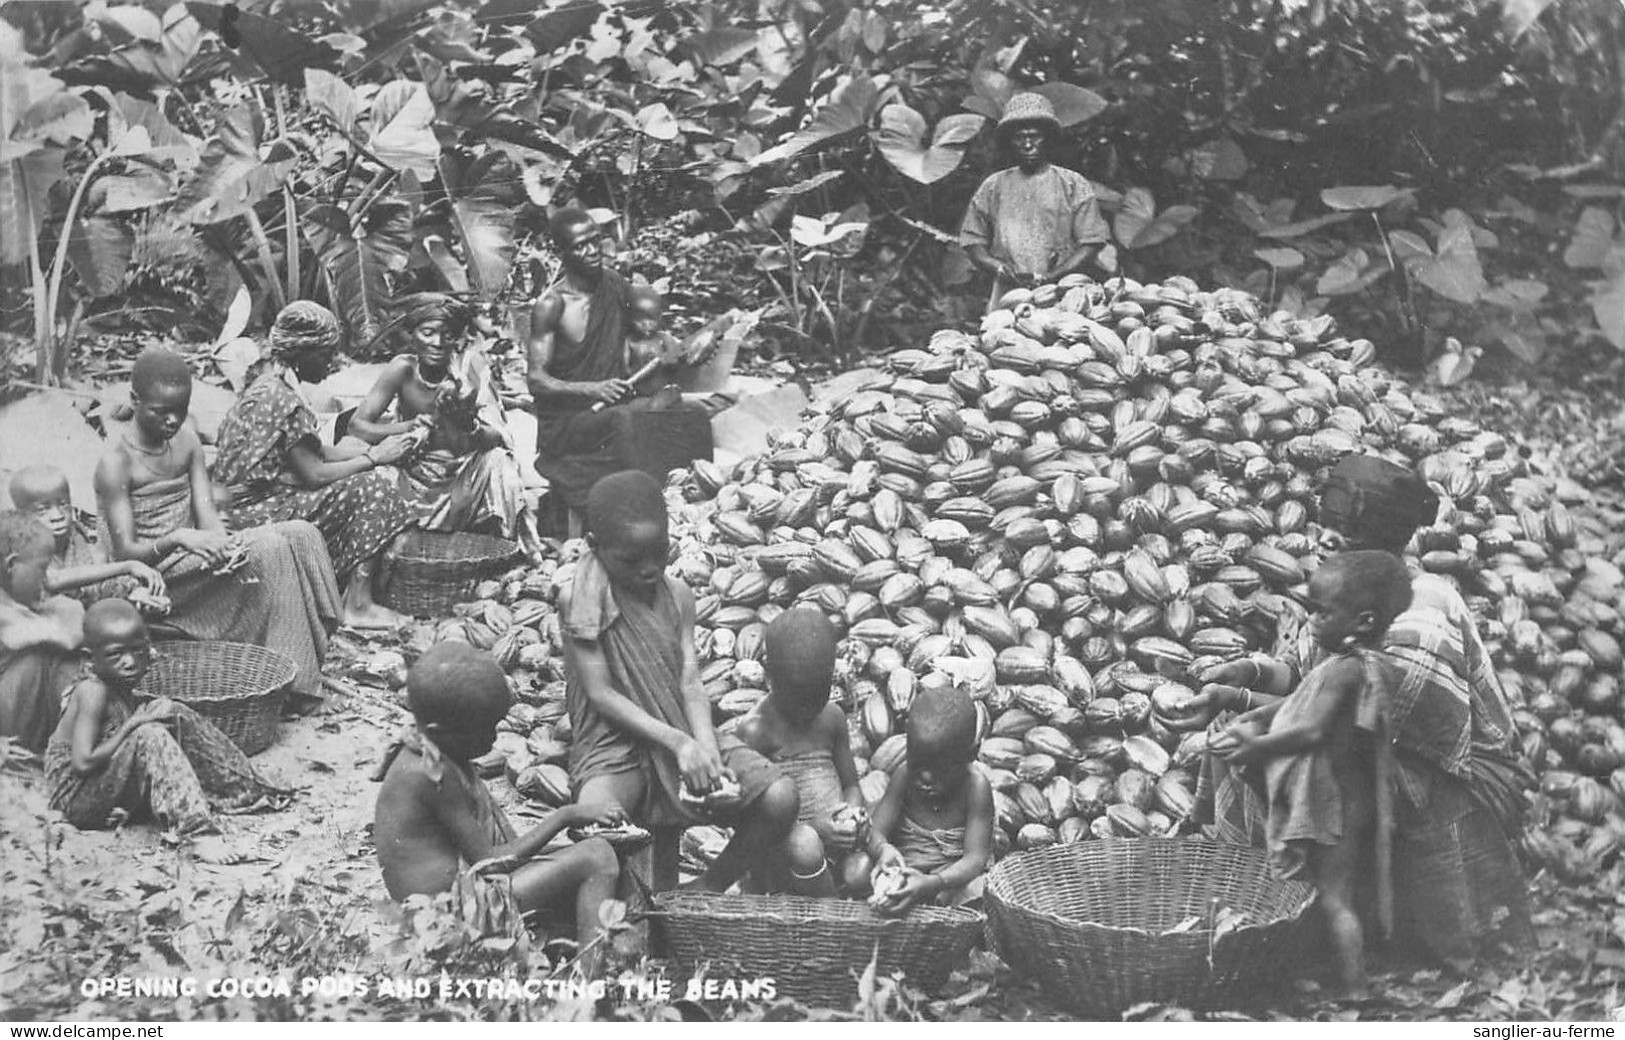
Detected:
left=985, top=838, right=1316, bottom=940
left=649, top=890, right=985, bottom=927
left=139, top=640, right=298, bottom=701
left=390, top=530, right=521, bottom=564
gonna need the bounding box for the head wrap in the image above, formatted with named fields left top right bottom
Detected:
left=269, top=301, right=341, bottom=360
left=393, top=292, right=457, bottom=331
left=1320, top=454, right=1440, bottom=551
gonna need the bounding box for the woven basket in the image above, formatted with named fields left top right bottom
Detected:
left=985, top=838, right=1314, bottom=1016
left=651, top=892, right=983, bottom=1008
left=381, top=530, right=520, bottom=617
left=136, top=641, right=297, bottom=756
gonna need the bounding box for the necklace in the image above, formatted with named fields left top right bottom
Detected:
left=121, top=433, right=170, bottom=459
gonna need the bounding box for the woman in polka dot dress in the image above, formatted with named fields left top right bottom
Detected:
left=214, top=302, right=421, bottom=629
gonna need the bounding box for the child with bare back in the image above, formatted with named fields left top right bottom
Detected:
left=8, top=465, right=166, bottom=608
left=1216, top=550, right=1412, bottom=999
left=373, top=642, right=623, bottom=967
left=734, top=608, right=867, bottom=896
left=860, top=684, right=995, bottom=914
left=46, top=599, right=287, bottom=838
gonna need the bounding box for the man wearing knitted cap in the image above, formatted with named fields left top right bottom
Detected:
left=960, top=91, right=1110, bottom=310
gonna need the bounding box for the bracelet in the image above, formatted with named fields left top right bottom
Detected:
left=1248, top=659, right=1263, bottom=687
left=1243, top=690, right=1254, bottom=711
left=362, top=449, right=377, bottom=467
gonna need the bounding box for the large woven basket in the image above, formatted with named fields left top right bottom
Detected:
left=651, top=891, right=984, bottom=1008
left=985, top=838, right=1315, bottom=1016
left=136, top=641, right=297, bottom=756
left=381, top=530, right=520, bottom=617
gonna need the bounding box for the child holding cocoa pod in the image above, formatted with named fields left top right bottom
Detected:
left=735, top=607, right=869, bottom=896
left=859, top=683, right=994, bottom=914
left=1212, top=550, right=1412, bottom=1000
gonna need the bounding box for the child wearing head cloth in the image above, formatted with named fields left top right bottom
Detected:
left=46, top=599, right=288, bottom=837
left=560, top=470, right=799, bottom=892
left=735, top=607, right=867, bottom=896
left=0, top=511, right=84, bottom=751
left=1215, top=550, right=1414, bottom=999
left=862, top=683, right=994, bottom=913
left=373, top=642, right=622, bottom=966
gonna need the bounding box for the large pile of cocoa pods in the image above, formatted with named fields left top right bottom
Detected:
left=359, top=273, right=1625, bottom=882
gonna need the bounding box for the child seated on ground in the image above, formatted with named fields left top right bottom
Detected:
left=1217, top=550, right=1412, bottom=1000
left=8, top=465, right=166, bottom=607
left=735, top=607, right=867, bottom=896
left=859, top=684, right=994, bottom=914
left=0, top=511, right=86, bottom=751
left=373, top=642, right=623, bottom=969
left=46, top=599, right=288, bottom=838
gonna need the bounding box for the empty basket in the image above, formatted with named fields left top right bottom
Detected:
left=137, top=641, right=297, bottom=756
left=381, top=530, right=520, bottom=617
left=985, top=838, right=1315, bottom=1016
left=651, top=891, right=983, bottom=1009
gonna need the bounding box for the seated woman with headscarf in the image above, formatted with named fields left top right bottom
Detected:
left=212, top=301, right=421, bottom=630
left=1172, top=454, right=1533, bottom=962
left=347, top=293, right=538, bottom=555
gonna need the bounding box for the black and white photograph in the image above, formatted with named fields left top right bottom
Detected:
left=0, top=0, right=1623, bottom=1025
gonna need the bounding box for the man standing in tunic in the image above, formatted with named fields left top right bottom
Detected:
left=960, top=91, right=1111, bottom=310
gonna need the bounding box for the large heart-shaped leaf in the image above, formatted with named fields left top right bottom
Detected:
left=1178, top=137, right=1248, bottom=180
left=525, top=1, right=605, bottom=55
left=872, top=105, right=985, bottom=185
left=304, top=199, right=413, bottom=345
left=0, top=147, right=61, bottom=266
left=305, top=69, right=360, bottom=138
left=175, top=108, right=290, bottom=224
left=789, top=214, right=868, bottom=249
left=1321, top=185, right=1409, bottom=211
left=1031, top=82, right=1108, bottom=127
left=7, top=92, right=93, bottom=158
left=415, top=53, right=573, bottom=161
left=1564, top=207, right=1623, bottom=270
left=1, top=21, right=76, bottom=165
left=1486, top=317, right=1548, bottom=364
left=66, top=214, right=133, bottom=297
left=1254, top=247, right=1304, bottom=270
left=1112, top=188, right=1197, bottom=249
left=1255, top=211, right=1355, bottom=239
left=636, top=102, right=680, bottom=141
left=963, top=68, right=1015, bottom=121
left=679, top=27, right=758, bottom=67
left=1387, top=229, right=1432, bottom=265
left=1592, top=269, right=1625, bottom=351
left=186, top=2, right=334, bottom=85
left=439, top=150, right=520, bottom=300
left=95, top=4, right=165, bottom=44
left=1482, top=278, right=1548, bottom=311
left=369, top=81, right=439, bottom=179
left=111, top=4, right=202, bottom=88
left=94, top=163, right=174, bottom=213
left=1408, top=223, right=1484, bottom=303
left=108, top=93, right=193, bottom=154
left=751, top=75, right=879, bottom=167
left=1317, top=248, right=1386, bottom=295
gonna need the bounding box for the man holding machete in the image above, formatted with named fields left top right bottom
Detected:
left=526, top=209, right=713, bottom=534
